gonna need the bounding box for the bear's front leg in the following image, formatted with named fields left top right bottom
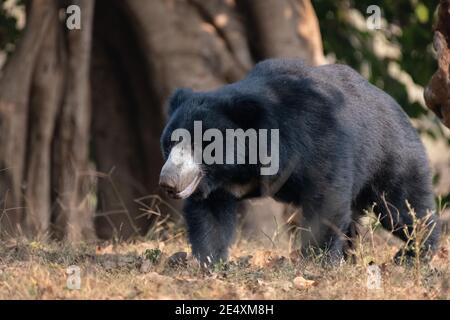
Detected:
left=183, top=190, right=238, bottom=266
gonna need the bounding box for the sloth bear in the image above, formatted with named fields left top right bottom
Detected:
left=159, top=59, right=440, bottom=265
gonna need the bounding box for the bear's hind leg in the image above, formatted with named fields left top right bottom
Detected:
left=300, top=195, right=353, bottom=266
left=373, top=185, right=439, bottom=264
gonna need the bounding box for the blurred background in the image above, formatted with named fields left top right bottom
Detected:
left=0, top=0, right=448, bottom=242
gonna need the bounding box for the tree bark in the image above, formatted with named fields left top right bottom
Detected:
left=238, top=0, right=325, bottom=65
left=0, top=0, right=53, bottom=236
left=24, top=1, right=65, bottom=237
left=52, top=0, right=95, bottom=241
left=91, top=0, right=153, bottom=238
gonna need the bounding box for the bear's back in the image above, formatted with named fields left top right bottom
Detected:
left=248, top=59, right=412, bottom=129
left=248, top=59, right=311, bottom=78
left=249, top=59, right=380, bottom=104
left=245, top=59, right=424, bottom=163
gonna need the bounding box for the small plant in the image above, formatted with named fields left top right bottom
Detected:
left=399, top=201, right=437, bottom=284
left=143, top=248, right=162, bottom=264
left=212, top=259, right=229, bottom=273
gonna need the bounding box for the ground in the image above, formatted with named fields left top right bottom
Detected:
left=0, top=221, right=449, bottom=300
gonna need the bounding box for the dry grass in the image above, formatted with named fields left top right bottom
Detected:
left=0, top=225, right=448, bottom=300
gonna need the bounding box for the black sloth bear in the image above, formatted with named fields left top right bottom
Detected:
left=159, top=59, right=440, bottom=265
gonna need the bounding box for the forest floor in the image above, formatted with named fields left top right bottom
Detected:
left=0, top=224, right=449, bottom=300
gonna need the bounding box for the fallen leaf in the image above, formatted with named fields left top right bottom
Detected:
left=437, top=247, right=448, bottom=260
left=293, top=276, right=316, bottom=289
left=96, top=244, right=114, bottom=255
left=251, top=250, right=276, bottom=268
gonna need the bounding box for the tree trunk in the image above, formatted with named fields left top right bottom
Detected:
left=239, top=0, right=325, bottom=65
left=24, top=2, right=64, bottom=237
left=52, top=0, right=95, bottom=241
left=0, top=0, right=53, bottom=236
left=91, top=0, right=159, bottom=238
left=0, top=0, right=325, bottom=240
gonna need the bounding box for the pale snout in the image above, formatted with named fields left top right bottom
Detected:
left=159, top=143, right=202, bottom=199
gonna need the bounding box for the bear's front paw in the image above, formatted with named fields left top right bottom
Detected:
left=192, top=248, right=229, bottom=268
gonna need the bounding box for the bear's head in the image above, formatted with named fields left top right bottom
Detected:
left=159, top=87, right=270, bottom=199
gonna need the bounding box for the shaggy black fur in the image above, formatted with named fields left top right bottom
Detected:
left=160, top=59, right=440, bottom=265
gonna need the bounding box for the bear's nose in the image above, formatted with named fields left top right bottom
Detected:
left=159, top=174, right=178, bottom=196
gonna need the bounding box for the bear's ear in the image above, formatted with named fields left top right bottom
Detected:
left=167, top=88, right=193, bottom=115
left=223, top=94, right=263, bottom=129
